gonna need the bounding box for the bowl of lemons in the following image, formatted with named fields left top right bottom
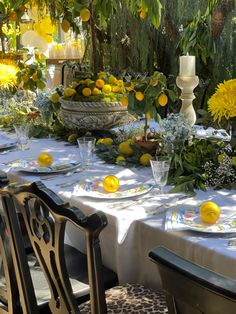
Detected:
left=58, top=72, right=136, bottom=131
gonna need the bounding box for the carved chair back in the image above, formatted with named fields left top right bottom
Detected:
left=0, top=175, right=39, bottom=314
left=6, top=181, right=108, bottom=314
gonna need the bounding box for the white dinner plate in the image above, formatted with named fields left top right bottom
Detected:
left=0, top=142, right=17, bottom=150
left=166, top=205, right=236, bottom=233
left=11, top=160, right=81, bottom=174
left=74, top=179, right=153, bottom=199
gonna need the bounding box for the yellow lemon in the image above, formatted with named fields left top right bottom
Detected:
left=126, top=138, right=133, bottom=143
left=96, top=79, right=105, bottom=88
left=50, top=92, right=60, bottom=103
left=112, top=85, right=120, bottom=93
left=135, top=91, right=144, bottom=101
left=61, top=19, right=70, bottom=32
left=146, top=112, right=151, bottom=121
left=232, top=156, right=236, bottom=167
left=9, top=11, right=18, bottom=22
left=102, top=84, right=112, bottom=93
left=139, top=153, right=152, bottom=166
left=32, top=72, right=38, bottom=81
left=200, top=202, right=221, bottom=224
left=151, top=78, right=158, bottom=86
left=109, top=75, right=117, bottom=84
left=102, top=138, right=114, bottom=145
left=158, top=94, right=168, bottom=107
left=98, top=71, right=106, bottom=78
left=64, top=88, right=76, bottom=97
left=71, top=81, right=79, bottom=88
left=118, top=141, right=134, bottom=157
left=80, top=8, right=91, bottom=22
left=217, top=153, right=226, bottom=162
left=82, top=87, right=92, bottom=97
left=103, top=175, right=120, bottom=193
left=22, top=75, right=29, bottom=83
left=92, top=87, right=100, bottom=95
left=139, top=10, right=147, bottom=19
left=116, top=80, right=124, bottom=87
left=116, top=156, right=126, bottom=163
left=37, top=152, right=53, bottom=167
left=125, top=82, right=134, bottom=91
left=120, top=96, right=129, bottom=106
left=2, top=116, right=10, bottom=125
left=84, top=78, right=93, bottom=85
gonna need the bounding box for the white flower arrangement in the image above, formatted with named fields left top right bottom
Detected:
left=161, top=113, right=193, bottom=152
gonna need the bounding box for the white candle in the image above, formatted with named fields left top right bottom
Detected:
left=179, top=54, right=195, bottom=76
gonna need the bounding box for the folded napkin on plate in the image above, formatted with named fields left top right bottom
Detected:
left=165, top=204, right=236, bottom=233
left=0, top=134, right=16, bottom=148
left=66, top=168, right=153, bottom=198
left=3, top=159, right=80, bottom=173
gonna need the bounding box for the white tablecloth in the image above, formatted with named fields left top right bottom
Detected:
left=0, top=135, right=236, bottom=290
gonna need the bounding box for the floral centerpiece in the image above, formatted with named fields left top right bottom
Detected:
left=160, top=113, right=193, bottom=154
left=208, top=79, right=236, bottom=136
left=57, top=71, right=136, bottom=130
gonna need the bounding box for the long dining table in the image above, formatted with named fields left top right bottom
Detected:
left=0, top=135, right=236, bottom=290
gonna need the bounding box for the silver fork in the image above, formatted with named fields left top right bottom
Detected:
left=40, top=168, right=82, bottom=181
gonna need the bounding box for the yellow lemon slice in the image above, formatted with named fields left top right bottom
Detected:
left=103, top=175, right=120, bottom=193
left=200, top=201, right=220, bottom=224
left=37, top=153, right=53, bottom=167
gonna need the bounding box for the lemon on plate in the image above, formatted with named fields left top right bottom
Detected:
left=103, top=175, right=120, bottom=193
left=200, top=201, right=220, bottom=224
left=37, top=152, right=53, bottom=167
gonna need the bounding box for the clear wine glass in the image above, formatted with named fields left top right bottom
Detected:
left=150, top=156, right=171, bottom=194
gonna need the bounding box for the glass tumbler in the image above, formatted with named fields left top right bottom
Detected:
left=150, top=156, right=171, bottom=193
left=13, top=124, right=30, bottom=151
left=77, top=137, right=96, bottom=169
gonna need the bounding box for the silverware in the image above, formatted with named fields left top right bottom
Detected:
left=56, top=179, right=81, bottom=187
left=111, top=194, right=191, bottom=214
left=40, top=168, right=82, bottom=181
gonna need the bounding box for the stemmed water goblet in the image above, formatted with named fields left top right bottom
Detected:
left=150, top=156, right=171, bottom=194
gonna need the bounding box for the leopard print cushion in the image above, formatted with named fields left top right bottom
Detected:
left=79, top=283, right=168, bottom=313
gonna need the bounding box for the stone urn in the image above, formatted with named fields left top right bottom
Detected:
left=59, top=98, right=136, bottom=130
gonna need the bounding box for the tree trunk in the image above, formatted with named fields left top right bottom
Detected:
left=0, top=23, right=5, bottom=53
left=211, top=0, right=234, bottom=38
left=90, top=4, right=98, bottom=73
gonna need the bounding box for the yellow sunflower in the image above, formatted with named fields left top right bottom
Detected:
left=208, top=79, right=236, bottom=123
left=0, top=59, right=20, bottom=90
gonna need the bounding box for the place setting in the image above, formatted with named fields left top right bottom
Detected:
left=0, top=133, right=17, bottom=154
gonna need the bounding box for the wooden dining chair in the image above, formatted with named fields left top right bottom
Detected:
left=0, top=174, right=39, bottom=314
left=149, top=246, right=236, bottom=314
left=0, top=179, right=118, bottom=313
left=5, top=180, right=169, bottom=314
